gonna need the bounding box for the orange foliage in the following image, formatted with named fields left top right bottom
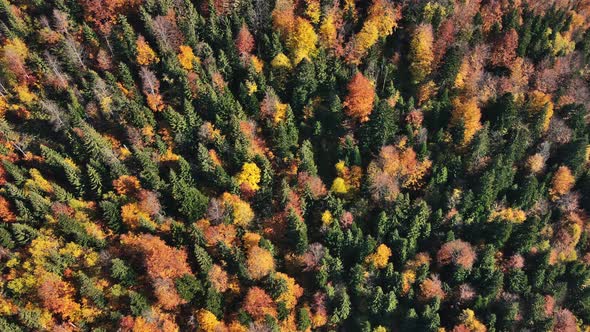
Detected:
left=246, top=246, right=274, bottom=280
left=38, top=273, right=81, bottom=320
left=113, top=175, right=141, bottom=196
left=121, top=233, right=191, bottom=308
left=344, top=72, right=375, bottom=123
left=550, top=166, right=575, bottom=199
left=419, top=275, right=445, bottom=300
left=0, top=196, right=16, bottom=222
left=81, top=0, right=143, bottom=34
left=243, top=286, right=276, bottom=321
left=367, top=145, right=432, bottom=201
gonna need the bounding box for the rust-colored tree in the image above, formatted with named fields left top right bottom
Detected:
left=437, top=240, right=476, bottom=270
left=490, top=29, right=519, bottom=68
left=236, top=24, right=255, bottom=56
left=343, top=72, right=375, bottom=123
left=243, top=286, right=277, bottom=321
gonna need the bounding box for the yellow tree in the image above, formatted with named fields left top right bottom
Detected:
left=366, top=244, right=392, bottom=269
left=178, top=45, right=196, bottom=70
left=528, top=90, right=554, bottom=132
left=136, top=35, right=158, bottom=66
left=236, top=162, right=261, bottom=191
left=451, top=97, right=482, bottom=145
left=409, top=24, right=434, bottom=83
left=288, top=17, right=318, bottom=65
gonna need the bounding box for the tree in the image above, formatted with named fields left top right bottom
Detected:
left=236, top=24, right=255, bottom=56
left=136, top=35, right=159, bottom=66
left=419, top=275, right=445, bottom=301
left=244, top=287, right=277, bottom=321
left=490, top=29, right=518, bottom=68
left=38, top=273, right=80, bottom=320
left=247, top=246, right=274, bottom=280
left=410, top=24, right=434, bottom=83
left=236, top=162, right=261, bottom=191
left=344, top=72, right=375, bottom=123
left=451, top=97, right=482, bottom=145
left=178, top=45, right=196, bottom=70
left=550, top=166, right=575, bottom=199
left=288, top=17, right=318, bottom=65
left=366, top=244, right=391, bottom=269
left=437, top=240, right=476, bottom=270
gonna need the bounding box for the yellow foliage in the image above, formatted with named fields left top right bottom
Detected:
left=401, top=270, right=416, bottom=295
left=246, top=80, right=258, bottom=95
left=136, top=36, right=159, bottom=65
left=3, top=38, right=28, bottom=59
left=489, top=208, right=526, bottom=223
left=274, top=272, right=303, bottom=309
left=271, top=53, right=292, bottom=70
left=451, top=97, right=482, bottom=145
left=178, top=45, right=196, bottom=70
left=422, top=2, right=447, bottom=22
left=274, top=101, right=288, bottom=123
left=320, top=11, right=338, bottom=50
left=366, top=244, right=392, bottom=269
left=374, top=327, right=387, bottom=332
left=222, top=192, right=255, bottom=227
left=305, top=0, right=321, bottom=24
left=460, top=309, right=487, bottom=332
left=321, top=210, right=333, bottom=226
left=410, top=24, right=434, bottom=83
left=236, top=162, right=261, bottom=191
left=196, top=309, right=220, bottom=332
left=121, top=203, right=154, bottom=229
left=27, top=169, right=53, bottom=193
left=15, top=85, right=36, bottom=104
left=251, top=55, right=264, bottom=73
left=288, top=17, right=318, bottom=65
left=528, top=91, right=554, bottom=132
left=59, top=242, right=83, bottom=258
left=331, top=177, right=348, bottom=194
left=553, top=32, right=575, bottom=56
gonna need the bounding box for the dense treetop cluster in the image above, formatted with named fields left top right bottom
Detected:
left=0, top=0, right=589, bottom=331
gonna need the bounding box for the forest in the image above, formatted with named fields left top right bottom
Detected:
left=0, top=0, right=589, bottom=331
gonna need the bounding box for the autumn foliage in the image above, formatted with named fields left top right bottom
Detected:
left=344, top=72, right=375, bottom=123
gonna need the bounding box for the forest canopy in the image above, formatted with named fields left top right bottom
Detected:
left=0, top=0, right=589, bottom=331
